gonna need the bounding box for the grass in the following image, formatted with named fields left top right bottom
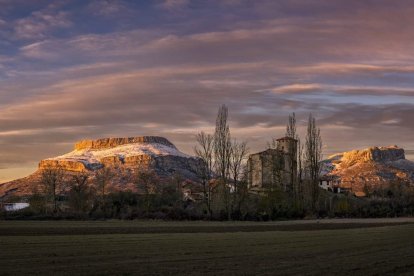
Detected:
left=0, top=220, right=414, bottom=275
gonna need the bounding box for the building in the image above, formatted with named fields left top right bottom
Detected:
left=319, top=175, right=341, bottom=192
left=247, top=137, right=297, bottom=194
left=2, top=202, right=30, bottom=212
left=318, top=176, right=356, bottom=194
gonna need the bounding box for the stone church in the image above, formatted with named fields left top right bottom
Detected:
left=247, top=137, right=298, bottom=194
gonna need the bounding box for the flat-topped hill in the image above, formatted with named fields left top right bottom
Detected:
left=40, top=136, right=193, bottom=172
left=322, top=145, right=414, bottom=195
left=74, top=136, right=176, bottom=150
left=0, top=136, right=203, bottom=198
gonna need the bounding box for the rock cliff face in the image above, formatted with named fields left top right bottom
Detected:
left=74, top=136, right=175, bottom=150
left=340, top=146, right=405, bottom=167
left=322, top=146, right=414, bottom=195
left=0, top=136, right=203, bottom=197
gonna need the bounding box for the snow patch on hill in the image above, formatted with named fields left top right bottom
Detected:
left=48, top=142, right=192, bottom=166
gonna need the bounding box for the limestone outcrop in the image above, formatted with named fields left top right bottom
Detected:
left=340, top=146, right=405, bottom=167
left=0, top=136, right=203, bottom=197
left=322, top=146, right=414, bottom=195
left=39, top=159, right=90, bottom=172
left=74, top=136, right=175, bottom=150
left=40, top=136, right=200, bottom=173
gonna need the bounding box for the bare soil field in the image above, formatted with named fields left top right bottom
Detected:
left=0, top=218, right=413, bottom=275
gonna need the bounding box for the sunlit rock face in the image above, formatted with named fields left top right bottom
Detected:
left=322, top=146, right=414, bottom=194
left=39, top=159, right=91, bottom=172
left=0, top=136, right=203, bottom=197
left=340, top=146, right=405, bottom=167
left=74, top=136, right=175, bottom=150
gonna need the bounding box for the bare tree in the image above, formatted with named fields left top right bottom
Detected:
left=172, top=171, right=184, bottom=201
left=285, top=112, right=298, bottom=200
left=134, top=166, right=159, bottom=213
left=40, top=164, right=64, bottom=213
left=214, top=105, right=232, bottom=181
left=214, top=104, right=232, bottom=219
left=286, top=112, right=297, bottom=139
left=230, top=139, right=248, bottom=194
left=296, top=138, right=304, bottom=207
left=69, top=172, right=91, bottom=214
left=230, top=139, right=249, bottom=214
left=94, top=166, right=114, bottom=206
left=194, top=131, right=214, bottom=216
left=304, top=113, right=322, bottom=212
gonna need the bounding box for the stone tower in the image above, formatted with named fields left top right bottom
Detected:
left=276, top=137, right=298, bottom=194
left=276, top=137, right=297, bottom=156
left=247, top=136, right=298, bottom=194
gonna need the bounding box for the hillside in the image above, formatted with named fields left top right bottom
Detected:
left=322, top=145, right=414, bottom=194
left=0, top=136, right=203, bottom=198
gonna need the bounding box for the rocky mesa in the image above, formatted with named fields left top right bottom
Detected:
left=0, top=136, right=203, bottom=197
left=322, top=145, right=414, bottom=194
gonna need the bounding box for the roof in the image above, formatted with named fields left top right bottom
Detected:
left=354, top=191, right=367, bottom=197
left=320, top=175, right=340, bottom=181
left=276, top=136, right=298, bottom=141
left=249, top=148, right=281, bottom=157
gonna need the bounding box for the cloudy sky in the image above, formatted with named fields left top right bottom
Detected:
left=1, top=0, right=414, bottom=182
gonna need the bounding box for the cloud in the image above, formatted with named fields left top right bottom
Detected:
left=87, top=0, right=131, bottom=16
left=13, top=4, right=71, bottom=40
left=290, top=63, right=414, bottom=75
left=319, top=103, right=414, bottom=130
left=331, top=86, right=414, bottom=97
left=0, top=62, right=412, bottom=162
left=267, top=84, right=322, bottom=94
left=18, top=29, right=165, bottom=61
left=158, top=0, right=189, bottom=11
left=265, top=83, right=414, bottom=97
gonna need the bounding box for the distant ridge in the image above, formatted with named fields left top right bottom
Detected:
left=322, top=145, right=414, bottom=194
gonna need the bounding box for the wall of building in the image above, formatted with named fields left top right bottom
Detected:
left=248, top=154, right=263, bottom=188
left=247, top=138, right=298, bottom=193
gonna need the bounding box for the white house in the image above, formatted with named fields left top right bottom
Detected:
left=3, top=203, right=30, bottom=211
left=319, top=176, right=342, bottom=193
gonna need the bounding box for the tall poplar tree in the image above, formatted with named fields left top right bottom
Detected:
left=304, top=113, right=322, bottom=212
left=214, top=104, right=232, bottom=219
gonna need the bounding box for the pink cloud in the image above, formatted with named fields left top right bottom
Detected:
left=13, top=6, right=71, bottom=40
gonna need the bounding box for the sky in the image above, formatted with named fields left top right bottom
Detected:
left=1, top=0, right=414, bottom=182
